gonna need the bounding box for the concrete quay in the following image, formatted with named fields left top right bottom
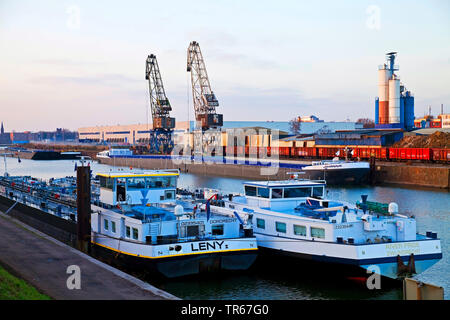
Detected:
left=0, top=211, right=178, bottom=300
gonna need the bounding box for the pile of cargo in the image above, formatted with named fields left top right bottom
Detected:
left=393, top=131, right=450, bottom=149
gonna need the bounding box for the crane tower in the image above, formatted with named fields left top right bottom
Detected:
left=145, top=54, right=175, bottom=153
left=187, top=41, right=223, bottom=130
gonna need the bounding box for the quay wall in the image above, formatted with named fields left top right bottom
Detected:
left=99, top=156, right=450, bottom=189
left=0, top=195, right=77, bottom=246
left=100, top=156, right=298, bottom=181
left=373, top=163, right=450, bottom=189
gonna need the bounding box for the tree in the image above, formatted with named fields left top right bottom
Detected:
left=356, top=118, right=375, bottom=128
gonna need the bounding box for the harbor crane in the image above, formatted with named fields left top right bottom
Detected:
left=145, top=54, right=175, bottom=154
left=187, top=41, right=223, bottom=131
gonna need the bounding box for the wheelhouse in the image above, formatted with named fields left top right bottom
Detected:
left=97, top=170, right=179, bottom=206
left=242, top=180, right=326, bottom=211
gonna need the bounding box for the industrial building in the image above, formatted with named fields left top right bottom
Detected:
left=77, top=120, right=363, bottom=148
left=78, top=122, right=190, bottom=144
left=0, top=124, right=78, bottom=145
left=414, top=105, right=449, bottom=129
left=375, top=52, right=414, bottom=130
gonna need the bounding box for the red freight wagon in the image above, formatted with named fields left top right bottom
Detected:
left=279, top=147, right=290, bottom=157
left=357, top=147, right=387, bottom=160
left=318, top=147, right=339, bottom=158
left=431, top=148, right=450, bottom=163
left=389, top=148, right=431, bottom=161
left=389, top=148, right=404, bottom=160
left=294, top=147, right=317, bottom=158
left=409, top=148, right=430, bottom=160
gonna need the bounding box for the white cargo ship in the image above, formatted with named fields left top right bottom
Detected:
left=91, top=169, right=257, bottom=278
left=300, top=158, right=370, bottom=184
left=209, top=178, right=442, bottom=279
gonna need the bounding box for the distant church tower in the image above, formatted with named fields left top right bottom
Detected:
left=1, top=122, right=4, bottom=134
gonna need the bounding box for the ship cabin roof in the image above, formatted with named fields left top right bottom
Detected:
left=96, top=169, right=179, bottom=179
left=243, top=180, right=325, bottom=188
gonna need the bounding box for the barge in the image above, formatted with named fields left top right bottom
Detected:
left=209, top=176, right=442, bottom=280
left=91, top=170, right=258, bottom=278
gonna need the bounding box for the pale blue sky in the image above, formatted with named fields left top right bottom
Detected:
left=1, top=0, right=449, bottom=131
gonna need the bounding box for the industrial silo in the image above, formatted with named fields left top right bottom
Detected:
left=388, top=75, right=401, bottom=123
left=404, top=91, right=415, bottom=130
left=378, top=65, right=391, bottom=124
left=375, top=97, right=379, bottom=125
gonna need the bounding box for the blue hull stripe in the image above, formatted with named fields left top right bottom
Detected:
left=311, top=253, right=442, bottom=266
left=258, top=247, right=442, bottom=266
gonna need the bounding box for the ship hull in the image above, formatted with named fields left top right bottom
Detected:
left=302, top=167, right=370, bottom=184
left=91, top=235, right=258, bottom=278
left=254, top=241, right=442, bottom=280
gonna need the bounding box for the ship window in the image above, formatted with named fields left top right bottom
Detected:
left=276, top=222, right=286, bottom=233
left=132, top=228, right=139, bottom=240
left=127, top=177, right=146, bottom=189
left=146, top=177, right=168, bottom=188
left=165, top=190, right=175, bottom=200
left=186, top=225, right=199, bottom=237
left=284, top=187, right=312, bottom=198
left=99, top=176, right=113, bottom=190
left=126, top=226, right=131, bottom=238
left=257, top=187, right=270, bottom=198
left=245, top=186, right=257, bottom=197
left=294, top=225, right=307, bottom=236
left=256, top=218, right=265, bottom=229
left=313, top=187, right=324, bottom=198
left=311, top=227, right=325, bottom=239
left=104, top=219, right=109, bottom=231
left=111, top=221, right=116, bottom=233
left=212, top=224, right=224, bottom=236
left=146, top=177, right=156, bottom=188
left=168, top=176, right=177, bottom=188
left=272, top=188, right=283, bottom=199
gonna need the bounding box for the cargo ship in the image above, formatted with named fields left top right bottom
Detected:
left=91, top=170, right=257, bottom=278
left=300, top=158, right=370, bottom=184
left=209, top=177, right=442, bottom=280
left=0, top=170, right=258, bottom=278
left=2, top=148, right=81, bottom=160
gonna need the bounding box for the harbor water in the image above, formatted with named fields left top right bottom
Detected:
left=1, top=158, right=448, bottom=299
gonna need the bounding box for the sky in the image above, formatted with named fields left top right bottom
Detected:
left=0, top=0, right=449, bottom=132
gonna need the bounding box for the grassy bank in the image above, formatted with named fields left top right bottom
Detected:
left=0, top=265, right=51, bottom=300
